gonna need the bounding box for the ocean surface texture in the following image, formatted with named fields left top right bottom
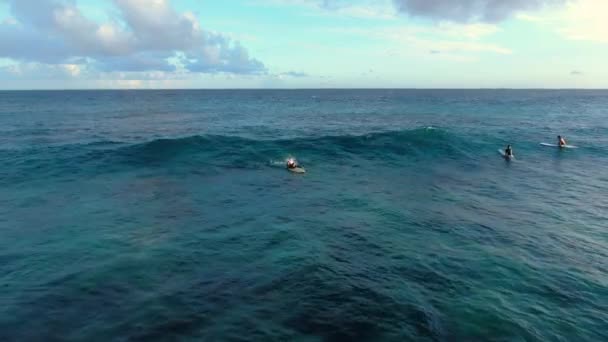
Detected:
left=1, top=90, right=607, bottom=341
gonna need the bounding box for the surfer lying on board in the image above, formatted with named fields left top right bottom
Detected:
left=286, top=158, right=298, bottom=169
left=558, top=135, right=567, bottom=147
left=505, top=145, right=513, bottom=157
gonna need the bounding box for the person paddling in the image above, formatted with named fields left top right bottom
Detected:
left=286, top=158, right=298, bottom=169
left=505, top=144, right=513, bottom=158
left=558, top=135, right=567, bottom=147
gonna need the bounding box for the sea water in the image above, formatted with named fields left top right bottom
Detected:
left=1, top=89, right=607, bottom=341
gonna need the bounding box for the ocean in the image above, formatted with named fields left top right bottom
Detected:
left=1, top=89, right=607, bottom=341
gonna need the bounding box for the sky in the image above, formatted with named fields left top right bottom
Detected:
left=0, top=0, right=606, bottom=89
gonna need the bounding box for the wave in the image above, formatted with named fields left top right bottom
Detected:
left=1, top=128, right=477, bottom=183
left=114, top=127, right=469, bottom=163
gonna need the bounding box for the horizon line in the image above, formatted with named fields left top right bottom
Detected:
left=1, top=88, right=607, bottom=91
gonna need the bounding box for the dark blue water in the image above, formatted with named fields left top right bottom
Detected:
left=1, top=90, right=607, bottom=341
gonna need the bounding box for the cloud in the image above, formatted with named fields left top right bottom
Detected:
left=113, top=0, right=200, bottom=51
left=315, top=0, right=396, bottom=19
left=558, top=0, right=608, bottom=43
left=0, top=0, right=265, bottom=75
left=436, top=22, right=500, bottom=40
left=94, top=52, right=177, bottom=72
left=0, top=62, right=86, bottom=80
left=1, top=17, right=18, bottom=25
left=335, top=24, right=511, bottom=59
left=268, top=0, right=569, bottom=22
left=392, top=0, right=567, bottom=22
left=184, top=33, right=266, bottom=74
left=280, top=71, right=309, bottom=77
left=262, top=70, right=309, bottom=81
left=260, top=0, right=396, bottom=19
left=0, top=19, right=73, bottom=64
left=514, top=0, right=608, bottom=44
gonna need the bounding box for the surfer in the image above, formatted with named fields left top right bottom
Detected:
left=505, top=145, right=513, bottom=158
left=286, top=158, right=298, bottom=169
left=286, top=158, right=306, bottom=173
left=558, top=135, right=567, bottom=147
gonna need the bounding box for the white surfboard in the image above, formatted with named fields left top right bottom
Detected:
left=288, top=167, right=306, bottom=174
left=540, top=143, right=577, bottom=149
left=498, top=149, right=514, bottom=160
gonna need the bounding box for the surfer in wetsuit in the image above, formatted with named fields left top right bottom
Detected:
left=505, top=145, right=513, bottom=157
left=558, top=135, right=567, bottom=147
left=286, top=158, right=298, bottom=169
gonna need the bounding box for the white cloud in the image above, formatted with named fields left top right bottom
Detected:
left=279, top=71, right=309, bottom=77
left=515, top=13, right=544, bottom=22
left=329, top=22, right=510, bottom=61
left=0, top=0, right=266, bottom=76
left=257, top=0, right=397, bottom=19
left=436, top=22, right=500, bottom=40
left=559, top=0, right=608, bottom=43
left=265, top=0, right=569, bottom=22
left=63, top=64, right=81, bottom=77
left=516, top=0, right=608, bottom=44
left=2, top=17, right=17, bottom=25
left=394, top=30, right=512, bottom=56
left=327, top=5, right=396, bottom=19
left=0, top=62, right=88, bottom=80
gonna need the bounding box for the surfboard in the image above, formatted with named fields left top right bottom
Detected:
left=498, top=149, right=514, bottom=160
left=288, top=167, right=306, bottom=174
left=540, top=143, right=577, bottom=149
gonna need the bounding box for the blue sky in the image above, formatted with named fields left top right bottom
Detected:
left=0, top=0, right=606, bottom=89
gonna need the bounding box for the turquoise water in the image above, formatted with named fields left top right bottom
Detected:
left=1, top=90, right=607, bottom=341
